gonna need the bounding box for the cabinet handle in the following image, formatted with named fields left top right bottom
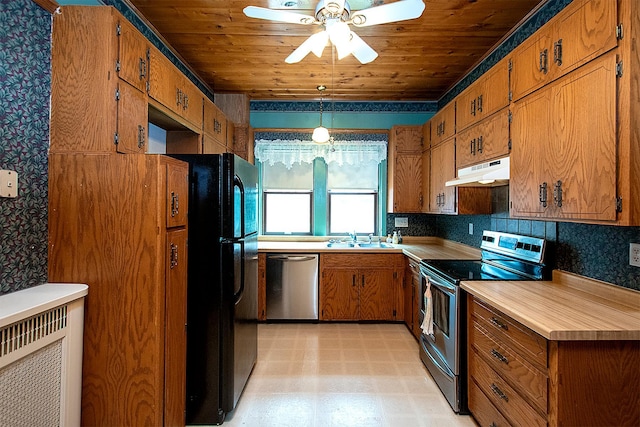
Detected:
left=539, top=182, right=548, bottom=208
left=554, top=180, right=563, bottom=207
left=470, top=98, right=476, bottom=116
left=352, top=274, right=356, bottom=287
left=490, top=348, right=509, bottom=364
left=176, top=88, right=182, bottom=107
left=477, top=94, right=483, bottom=113
left=362, top=275, right=365, bottom=288
left=539, top=48, right=548, bottom=74
left=171, top=192, right=179, bottom=217
left=489, top=423, right=498, bottom=427
left=489, top=316, right=508, bottom=330
left=170, top=243, right=178, bottom=269
left=553, top=39, right=563, bottom=66
left=477, top=135, right=483, bottom=153
left=138, top=57, right=147, bottom=79
left=470, top=138, right=476, bottom=155
left=137, top=125, right=145, bottom=149
left=490, top=383, right=509, bottom=401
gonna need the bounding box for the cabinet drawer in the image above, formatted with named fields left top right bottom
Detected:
left=166, top=161, right=188, bottom=228
left=456, top=108, right=510, bottom=169
left=471, top=297, right=547, bottom=368
left=470, top=348, right=546, bottom=427
left=468, top=380, right=511, bottom=427
left=471, top=321, right=547, bottom=413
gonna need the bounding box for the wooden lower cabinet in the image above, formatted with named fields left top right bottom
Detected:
left=319, top=253, right=404, bottom=321
left=468, top=295, right=640, bottom=427
left=48, top=153, right=189, bottom=426
left=404, top=257, right=421, bottom=339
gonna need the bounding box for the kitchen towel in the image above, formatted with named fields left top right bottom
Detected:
left=421, top=277, right=434, bottom=335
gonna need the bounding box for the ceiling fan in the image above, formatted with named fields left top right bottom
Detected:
left=243, top=0, right=426, bottom=64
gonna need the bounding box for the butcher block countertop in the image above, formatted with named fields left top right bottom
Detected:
left=462, top=270, right=640, bottom=341
left=258, top=236, right=481, bottom=261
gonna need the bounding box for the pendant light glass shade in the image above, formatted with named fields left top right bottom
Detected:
left=312, top=126, right=330, bottom=143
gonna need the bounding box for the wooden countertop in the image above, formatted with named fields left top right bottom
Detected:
left=461, top=270, right=640, bottom=341
left=258, top=237, right=482, bottom=261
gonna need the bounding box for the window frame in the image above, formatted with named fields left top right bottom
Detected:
left=327, top=190, right=379, bottom=236
left=262, top=190, right=314, bottom=235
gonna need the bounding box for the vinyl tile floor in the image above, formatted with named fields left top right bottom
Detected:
left=221, top=323, right=477, bottom=427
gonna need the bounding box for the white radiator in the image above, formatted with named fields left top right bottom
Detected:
left=0, top=283, right=88, bottom=427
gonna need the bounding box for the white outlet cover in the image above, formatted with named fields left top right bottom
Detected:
left=630, top=243, right=640, bottom=268
left=0, top=169, right=18, bottom=198
left=395, top=217, right=408, bottom=227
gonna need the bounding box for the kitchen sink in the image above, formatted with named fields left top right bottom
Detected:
left=325, top=241, right=394, bottom=249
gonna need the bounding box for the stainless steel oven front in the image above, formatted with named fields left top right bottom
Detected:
left=418, top=264, right=467, bottom=413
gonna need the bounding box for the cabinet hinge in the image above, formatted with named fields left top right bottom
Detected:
left=508, top=59, right=512, bottom=71
left=115, top=88, right=120, bottom=101
left=116, top=23, right=121, bottom=36
left=114, top=132, right=119, bottom=145
left=508, top=110, right=513, bottom=123
left=616, top=197, right=623, bottom=213
left=508, top=139, right=512, bottom=150
left=115, top=60, right=121, bottom=73
left=616, top=61, right=623, bottom=77
left=508, top=90, right=512, bottom=102
left=616, top=24, right=623, bottom=40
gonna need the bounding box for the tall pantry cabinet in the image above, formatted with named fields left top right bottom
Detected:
left=49, top=6, right=189, bottom=426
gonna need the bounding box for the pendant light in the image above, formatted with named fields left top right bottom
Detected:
left=312, top=85, right=330, bottom=144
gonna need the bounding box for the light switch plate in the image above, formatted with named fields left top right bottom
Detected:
left=395, top=217, right=408, bottom=227
left=630, top=243, right=640, bottom=268
left=0, top=169, right=18, bottom=198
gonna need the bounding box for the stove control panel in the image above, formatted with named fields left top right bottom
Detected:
left=481, top=231, right=545, bottom=264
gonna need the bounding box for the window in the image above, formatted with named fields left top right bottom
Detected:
left=327, top=160, right=378, bottom=235
left=262, top=161, right=313, bottom=234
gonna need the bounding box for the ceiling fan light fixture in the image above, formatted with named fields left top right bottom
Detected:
left=310, top=31, right=329, bottom=57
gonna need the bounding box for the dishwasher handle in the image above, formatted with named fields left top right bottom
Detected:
left=267, top=255, right=317, bottom=262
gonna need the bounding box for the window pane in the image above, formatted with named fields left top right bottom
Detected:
left=263, top=161, right=312, bottom=190
left=265, top=193, right=311, bottom=234
left=330, top=193, right=376, bottom=234
left=327, top=160, right=378, bottom=190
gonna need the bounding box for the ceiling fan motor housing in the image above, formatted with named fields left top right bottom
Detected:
left=315, top=0, right=351, bottom=21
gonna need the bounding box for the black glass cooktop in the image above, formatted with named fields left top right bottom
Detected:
left=420, top=259, right=527, bottom=283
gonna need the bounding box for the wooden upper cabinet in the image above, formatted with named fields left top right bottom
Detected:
left=115, top=80, right=148, bottom=154
left=456, top=108, right=510, bottom=169
left=456, top=58, right=510, bottom=132
left=430, top=101, right=455, bottom=146
left=510, top=52, right=618, bottom=221
left=117, top=17, right=149, bottom=94
left=203, top=98, right=228, bottom=146
left=149, top=47, right=203, bottom=130
left=511, top=0, right=618, bottom=101
left=388, top=126, right=423, bottom=213
left=429, top=138, right=457, bottom=214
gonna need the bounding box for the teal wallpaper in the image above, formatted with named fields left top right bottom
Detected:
left=0, top=0, right=52, bottom=294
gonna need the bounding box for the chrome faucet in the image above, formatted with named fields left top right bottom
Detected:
left=368, top=234, right=374, bottom=244
left=348, top=231, right=357, bottom=242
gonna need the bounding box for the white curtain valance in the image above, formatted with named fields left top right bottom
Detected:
left=254, top=139, right=387, bottom=168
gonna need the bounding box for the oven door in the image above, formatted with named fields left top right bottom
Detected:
left=419, top=267, right=460, bottom=375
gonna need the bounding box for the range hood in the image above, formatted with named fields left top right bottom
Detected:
left=445, top=157, right=510, bottom=187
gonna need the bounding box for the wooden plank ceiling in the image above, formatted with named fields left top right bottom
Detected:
left=127, top=0, right=544, bottom=101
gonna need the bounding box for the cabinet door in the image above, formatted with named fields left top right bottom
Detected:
left=164, top=228, right=188, bottom=427
left=421, top=149, right=430, bottom=214
left=545, top=52, right=617, bottom=221
left=177, top=75, right=203, bottom=129
left=456, top=60, right=510, bottom=131
left=204, top=99, right=228, bottom=146
left=456, top=108, right=510, bottom=169
left=203, top=133, right=227, bottom=154
left=149, top=48, right=178, bottom=111
left=360, top=269, right=395, bottom=321
left=430, top=139, right=456, bottom=214
left=117, top=17, right=148, bottom=93
left=430, top=102, right=456, bottom=146
left=116, top=80, right=148, bottom=154
left=166, top=162, right=189, bottom=228
left=320, top=268, right=359, bottom=320
left=392, top=126, right=423, bottom=152
left=392, top=154, right=423, bottom=213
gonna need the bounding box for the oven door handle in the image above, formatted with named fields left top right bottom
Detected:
left=422, top=340, right=454, bottom=377
left=426, top=277, right=456, bottom=297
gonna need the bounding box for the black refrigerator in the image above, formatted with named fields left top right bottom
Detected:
left=172, top=153, right=258, bottom=425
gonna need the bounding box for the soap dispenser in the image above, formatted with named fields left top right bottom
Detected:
left=392, top=231, right=398, bottom=244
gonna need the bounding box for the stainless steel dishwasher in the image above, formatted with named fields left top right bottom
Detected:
left=266, top=254, right=319, bottom=320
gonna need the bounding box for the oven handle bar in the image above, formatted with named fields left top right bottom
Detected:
left=423, top=272, right=457, bottom=296
left=422, top=338, right=454, bottom=377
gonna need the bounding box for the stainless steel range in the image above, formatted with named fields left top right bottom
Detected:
left=418, top=230, right=547, bottom=414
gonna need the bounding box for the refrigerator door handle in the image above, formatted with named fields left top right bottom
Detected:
left=234, top=174, right=245, bottom=239
left=233, top=239, right=245, bottom=304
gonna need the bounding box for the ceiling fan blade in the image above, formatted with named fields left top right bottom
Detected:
left=285, top=32, right=328, bottom=63
left=350, top=0, right=425, bottom=27
left=243, top=6, right=317, bottom=25
left=349, top=32, right=378, bottom=64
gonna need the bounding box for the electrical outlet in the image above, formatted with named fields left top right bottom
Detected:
left=468, top=223, right=473, bottom=235
left=630, top=243, right=640, bottom=268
